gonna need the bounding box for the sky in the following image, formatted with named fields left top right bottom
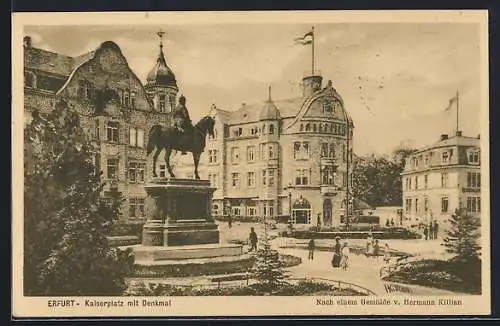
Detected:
left=25, top=23, right=483, bottom=155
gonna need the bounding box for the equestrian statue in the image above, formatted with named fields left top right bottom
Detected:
left=146, top=95, right=216, bottom=180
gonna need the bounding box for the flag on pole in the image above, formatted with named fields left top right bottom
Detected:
left=444, top=94, right=458, bottom=112
left=295, top=30, right=314, bottom=45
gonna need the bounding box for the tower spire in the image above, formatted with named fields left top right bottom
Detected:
left=156, top=29, right=166, bottom=61
left=268, top=84, right=272, bottom=101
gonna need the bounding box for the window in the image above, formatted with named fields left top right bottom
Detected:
left=441, top=172, right=448, bottom=188
left=268, top=169, right=275, bottom=186
left=106, top=121, right=119, bottom=142
left=405, top=198, right=412, bottom=213
left=231, top=173, right=240, bottom=188
left=107, top=159, right=119, bottom=179
left=248, top=207, right=257, bottom=216
left=128, top=162, right=145, bottom=183
left=409, top=177, right=412, bottom=190
left=262, top=170, right=266, bottom=186
left=233, top=128, right=243, bottom=137
left=129, top=198, right=145, bottom=218
left=129, top=127, right=136, bottom=146
left=424, top=155, right=430, bottom=167
left=329, top=143, right=335, bottom=158
left=128, top=127, right=144, bottom=148
left=268, top=144, right=275, bottom=159
left=467, top=196, right=481, bottom=213
left=24, top=71, right=36, bottom=88
left=159, top=95, right=166, bottom=112
left=231, top=147, right=240, bottom=164
left=247, top=146, right=255, bottom=162
left=415, top=198, right=419, bottom=213
left=300, top=124, right=304, bottom=132
left=295, top=169, right=310, bottom=186
left=323, top=101, right=333, bottom=113
left=269, top=124, right=274, bottom=134
left=78, top=80, right=93, bottom=99
left=124, top=89, right=130, bottom=107
left=468, top=150, right=480, bottom=165
left=313, top=124, right=317, bottom=132
left=94, top=119, right=100, bottom=141
left=130, top=91, right=136, bottom=108
left=321, top=143, right=328, bottom=157
left=208, top=173, right=218, bottom=187
left=424, top=197, right=429, bottom=213
left=415, top=176, right=419, bottom=190
left=441, top=197, right=449, bottom=213
left=415, top=157, right=420, bottom=169
left=294, top=142, right=310, bottom=160
left=247, top=172, right=255, bottom=188
left=321, top=166, right=335, bottom=185
left=208, top=149, right=218, bottom=164
left=305, top=123, right=311, bottom=132
left=424, top=174, right=428, bottom=189
left=159, top=164, right=166, bottom=178
left=467, top=172, right=481, bottom=188
left=441, top=151, right=450, bottom=164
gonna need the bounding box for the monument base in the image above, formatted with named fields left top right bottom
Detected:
left=133, top=243, right=254, bottom=277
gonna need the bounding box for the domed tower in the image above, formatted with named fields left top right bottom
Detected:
left=258, top=86, right=281, bottom=217
left=144, top=30, right=179, bottom=113
left=259, top=85, right=280, bottom=143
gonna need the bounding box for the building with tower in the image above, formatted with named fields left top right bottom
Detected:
left=174, top=72, right=355, bottom=227
left=23, top=32, right=177, bottom=221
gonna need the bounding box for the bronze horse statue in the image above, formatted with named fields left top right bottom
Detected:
left=147, top=115, right=215, bottom=179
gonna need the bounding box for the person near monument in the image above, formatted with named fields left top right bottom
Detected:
left=433, top=219, right=439, bottom=239
left=249, top=227, right=258, bottom=252
left=172, top=95, right=192, bottom=154
left=332, top=236, right=342, bottom=268
left=308, top=237, right=316, bottom=260
left=428, top=221, right=435, bottom=240
left=423, top=224, right=429, bottom=240
left=340, top=242, right=350, bottom=270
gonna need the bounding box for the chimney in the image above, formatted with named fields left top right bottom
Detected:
left=302, top=75, right=323, bottom=98
left=23, top=36, right=31, bottom=48
left=440, top=134, right=449, bottom=141
left=455, top=130, right=462, bottom=137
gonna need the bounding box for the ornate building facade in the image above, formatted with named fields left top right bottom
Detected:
left=174, top=76, right=355, bottom=226
left=401, top=132, right=482, bottom=227
left=23, top=34, right=176, bottom=221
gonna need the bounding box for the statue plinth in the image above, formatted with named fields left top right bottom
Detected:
left=142, top=178, right=220, bottom=247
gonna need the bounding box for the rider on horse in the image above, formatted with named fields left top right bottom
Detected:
left=172, top=95, right=192, bottom=154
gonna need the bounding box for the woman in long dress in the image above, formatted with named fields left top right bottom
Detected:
left=331, top=237, right=342, bottom=268
left=340, top=242, right=350, bottom=270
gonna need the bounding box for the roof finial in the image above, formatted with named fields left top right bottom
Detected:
left=268, top=84, right=272, bottom=101
left=157, top=29, right=165, bottom=49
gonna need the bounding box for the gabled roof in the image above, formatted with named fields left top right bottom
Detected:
left=24, top=47, right=74, bottom=76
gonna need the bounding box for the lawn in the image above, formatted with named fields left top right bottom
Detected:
left=382, top=259, right=481, bottom=294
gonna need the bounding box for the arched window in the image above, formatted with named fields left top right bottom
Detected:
left=300, top=124, right=304, bottom=132
left=269, top=124, right=274, bottom=134
left=313, top=124, right=317, bottom=132
left=330, top=124, right=334, bottom=133
left=292, top=196, right=311, bottom=224
left=305, top=123, right=311, bottom=132
left=24, top=71, right=36, bottom=88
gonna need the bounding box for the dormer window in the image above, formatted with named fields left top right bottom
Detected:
left=24, top=71, right=36, bottom=88
left=441, top=151, right=450, bottom=165
left=467, top=149, right=480, bottom=165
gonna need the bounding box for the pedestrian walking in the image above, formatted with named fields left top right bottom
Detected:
left=433, top=220, right=439, bottom=240
left=423, top=225, right=429, bottom=240
left=332, top=236, right=342, bottom=268
left=383, top=243, right=391, bottom=264
left=366, top=231, right=374, bottom=254
left=308, top=237, right=315, bottom=260
left=340, top=242, right=350, bottom=270
left=227, top=212, right=233, bottom=229
left=390, top=218, right=395, bottom=227
left=428, top=221, right=434, bottom=240
left=249, top=227, right=258, bottom=252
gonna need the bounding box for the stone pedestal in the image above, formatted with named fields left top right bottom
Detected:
left=134, top=178, right=250, bottom=277
left=142, top=178, right=219, bottom=247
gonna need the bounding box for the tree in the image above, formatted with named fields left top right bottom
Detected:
left=351, top=146, right=416, bottom=208
left=24, top=99, right=133, bottom=296
left=442, top=208, right=481, bottom=264
left=251, top=218, right=289, bottom=293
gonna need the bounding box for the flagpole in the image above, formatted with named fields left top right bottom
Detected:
left=456, top=89, right=459, bottom=134
left=311, top=26, right=315, bottom=76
